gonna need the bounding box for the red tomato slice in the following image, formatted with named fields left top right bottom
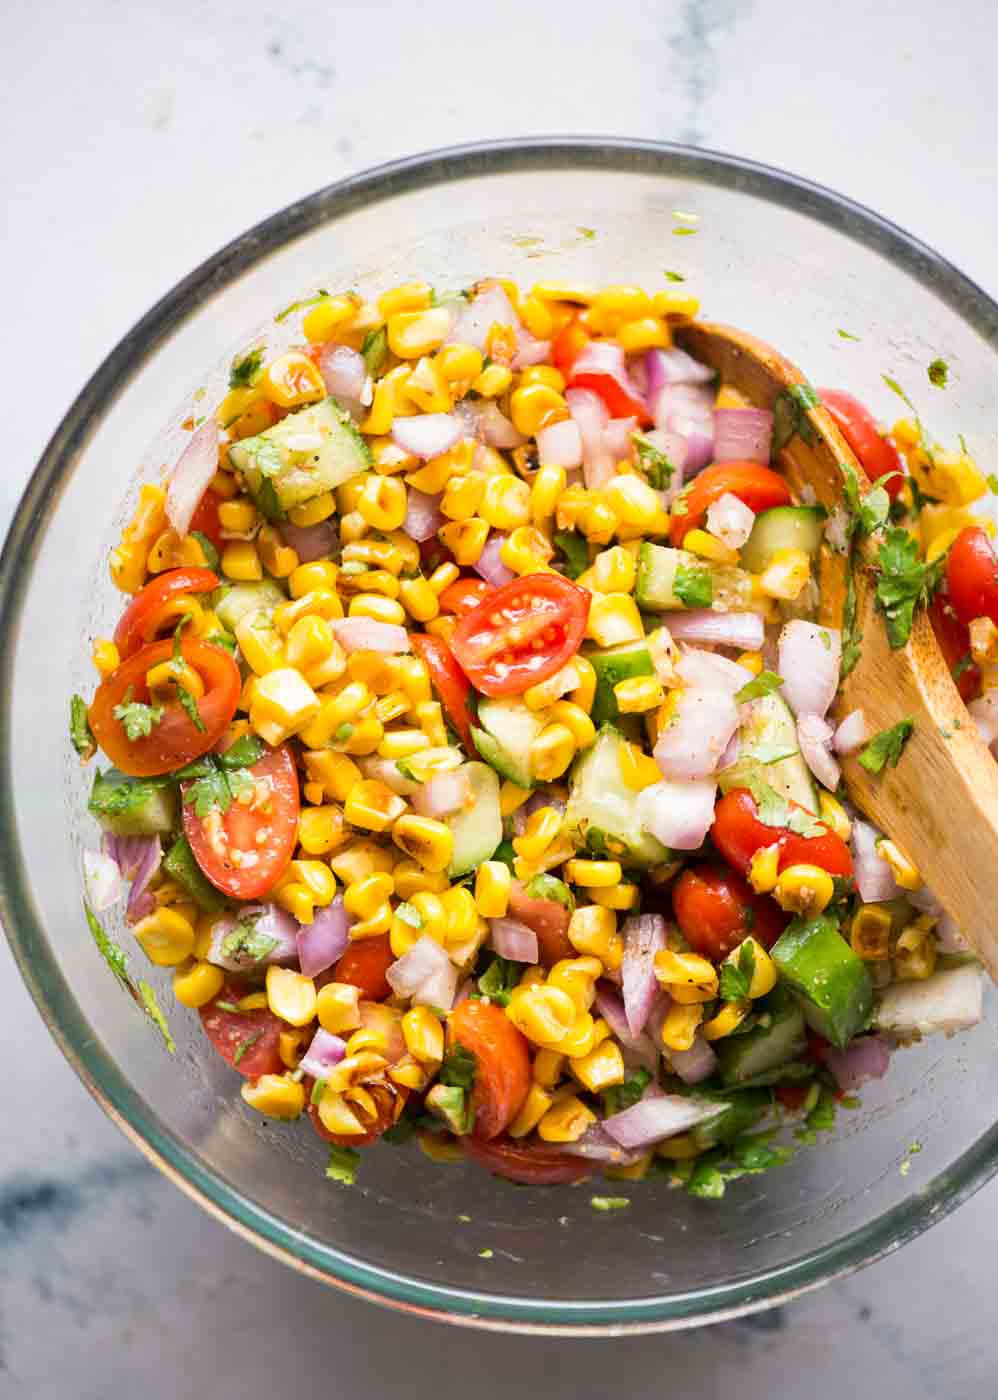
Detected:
left=188, top=489, right=225, bottom=552
left=307, top=1077, right=407, bottom=1148
left=89, top=638, right=240, bottom=776
left=448, top=999, right=531, bottom=1141
left=819, top=390, right=905, bottom=499
left=113, top=567, right=220, bottom=659
left=929, top=593, right=981, bottom=702
left=711, top=789, right=853, bottom=880
left=199, top=983, right=285, bottom=1079
left=946, top=525, right=998, bottom=629
left=464, top=1135, right=591, bottom=1185
left=449, top=574, right=590, bottom=698
left=672, top=863, right=789, bottom=962
left=439, top=577, right=491, bottom=616
left=410, top=634, right=476, bottom=751
left=327, top=936, right=395, bottom=1001
left=568, top=340, right=651, bottom=425
left=670, top=462, right=793, bottom=546
left=182, top=743, right=299, bottom=899
left=507, top=881, right=574, bottom=966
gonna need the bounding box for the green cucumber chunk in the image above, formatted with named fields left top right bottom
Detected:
left=772, top=914, right=873, bottom=1049
left=564, top=726, right=670, bottom=868
left=88, top=769, right=177, bottom=838
left=635, top=542, right=753, bottom=612
left=228, top=396, right=371, bottom=515
left=715, top=984, right=806, bottom=1085
left=740, top=506, right=826, bottom=574
left=162, top=835, right=228, bottom=914
left=447, top=762, right=502, bottom=878
left=719, top=690, right=817, bottom=812
left=587, top=641, right=654, bottom=727
left=213, top=579, right=287, bottom=633
left=471, top=698, right=545, bottom=788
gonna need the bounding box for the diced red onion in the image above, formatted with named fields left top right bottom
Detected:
left=535, top=418, right=583, bottom=469
left=558, top=1124, right=647, bottom=1165
left=640, top=427, right=688, bottom=505
left=667, top=1033, right=718, bottom=1086
left=594, top=983, right=659, bottom=1068
left=653, top=383, right=715, bottom=475
left=489, top=917, right=539, bottom=964
left=908, top=884, right=944, bottom=918
left=83, top=849, right=123, bottom=913
left=358, top=755, right=421, bottom=797
left=570, top=341, right=646, bottom=407
left=392, top=413, right=463, bottom=459
left=566, top=387, right=614, bottom=491
left=621, top=914, right=667, bottom=1036
left=208, top=903, right=299, bottom=971
left=935, top=913, right=971, bottom=955
left=331, top=618, right=411, bottom=654
left=778, top=621, right=842, bottom=719
left=453, top=977, right=474, bottom=1006
left=833, top=708, right=869, bottom=755
left=477, top=400, right=527, bottom=449
left=413, top=768, right=472, bottom=818
left=822, top=1035, right=890, bottom=1092
left=412, top=961, right=458, bottom=1011
left=713, top=408, right=774, bottom=465
left=644, top=346, right=716, bottom=396
left=717, top=732, right=741, bottom=770
left=511, top=332, right=551, bottom=369
left=299, top=1028, right=348, bottom=1082
left=102, top=833, right=162, bottom=925
left=386, top=935, right=451, bottom=998
left=446, top=284, right=519, bottom=352
left=296, top=895, right=351, bottom=978
left=797, top=713, right=841, bottom=791
left=825, top=506, right=851, bottom=555
left=317, top=343, right=367, bottom=402
left=166, top=418, right=219, bottom=537
left=851, top=820, right=899, bottom=902
left=666, top=611, right=765, bottom=650
left=706, top=491, right=756, bottom=549
left=654, top=689, right=740, bottom=781
left=677, top=646, right=754, bottom=696
left=403, top=487, right=444, bottom=542
left=637, top=777, right=717, bottom=851
left=967, top=691, right=998, bottom=747
left=604, top=416, right=639, bottom=460
left=278, top=519, right=338, bottom=563
left=603, top=1092, right=720, bottom=1149
left=473, top=532, right=515, bottom=587
left=876, top=964, right=983, bottom=1037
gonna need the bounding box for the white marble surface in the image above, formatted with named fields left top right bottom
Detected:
left=3, top=0, right=998, bottom=1394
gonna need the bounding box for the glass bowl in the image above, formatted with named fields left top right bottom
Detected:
left=2, top=139, right=996, bottom=1335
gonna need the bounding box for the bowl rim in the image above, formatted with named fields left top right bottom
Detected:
left=3, top=135, right=998, bottom=1334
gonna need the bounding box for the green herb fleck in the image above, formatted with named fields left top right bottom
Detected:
left=138, top=981, right=175, bottom=1053
left=602, top=1068, right=651, bottom=1117
left=927, top=358, right=949, bottom=389
left=664, top=270, right=686, bottom=282
left=577, top=227, right=596, bottom=241
left=672, top=227, right=697, bottom=237
left=112, top=687, right=164, bottom=741
left=631, top=431, right=675, bottom=490
left=875, top=527, right=942, bottom=648
left=841, top=461, right=897, bottom=537
left=70, top=695, right=96, bottom=760
left=229, top=347, right=265, bottom=389
left=837, top=328, right=860, bottom=341
left=719, top=940, right=757, bottom=1002
left=553, top=529, right=589, bottom=580
left=241, top=435, right=286, bottom=480
left=952, top=653, right=973, bottom=681
left=478, top=1248, right=494, bottom=1258
left=361, top=327, right=388, bottom=376
left=477, top=955, right=520, bottom=1007
left=221, top=918, right=279, bottom=965
left=591, top=1196, right=630, bottom=1212
left=275, top=290, right=332, bottom=323
left=439, top=1044, right=477, bottom=1092
left=674, top=562, right=713, bottom=610
left=773, top=383, right=820, bottom=451
left=326, top=1145, right=360, bottom=1185
left=745, top=774, right=824, bottom=835
left=84, top=902, right=130, bottom=988
left=218, top=735, right=264, bottom=769
left=841, top=568, right=862, bottom=677
left=182, top=759, right=241, bottom=819
left=734, top=670, right=784, bottom=703
left=190, top=532, right=219, bottom=571
left=858, top=718, right=914, bottom=774
left=233, top=1030, right=264, bottom=1065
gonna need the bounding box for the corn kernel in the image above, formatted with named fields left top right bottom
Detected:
left=478, top=475, right=532, bottom=532
left=532, top=1048, right=565, bottom=1088
left=747, top=842, right=781, bottom=894
left=172, top=959, right=224, bottom=1008
left=589, top=885, right=639, bottom=916
left=249, top=667, right=320, bottom=744
left=92, top=638, right=120, bottom=678
left=512, top=806, right=563, bottom=862
left=265, top=966, right=317, bottom=1027
left=654, top=948, right=718, bottom=1002
left=619, top=741, right=662, bottom=791
left=133, top=908, right=195, bottom=967
left=297, top=805, right=346, bottom=856
left=347, top=594, right=406, bottom=625
left=570, top=1039, right=626, bottom=1093
left=878, top=839, right=922, bottom=890
left=537, top=1093, right=595, bottom=1143
left=702, top=1000, right=751, bottom=1040
left=564, top=859, right=622, bottom=889
left=773, top=863, right=835, bottom=916
left=659, top=1001, right=703, bottom=1052
left=387, top=307, right=452, bottom=358
left=378, top=281, right=432, bottom=317
left=614, top=675, right=665, bottom=714
left=506, top=1083, right=553, bottom=1138
left=569, top=655, right=597, bottom=713
left=221, top=540, right=263, bottom=582
left=509, top=384, right=569, bottom=437
left=261, top=351, right=325, bottom=408
left=895, top=923, right=938, bottom=980
left=436, top=342, right=484, bottom=385
left=529, top=723, right=577, bottom=781
left=499, top=781, right=532, bottom=818
left=241, top=1074, right=306, bottom=1120
left=587, top=593, right=644, bottom=647
left=391, top=814, right=454, bottom=872
left=523, top=662, right=581, bottom=712
left=316, top=982, right=362, bottom=1034
left=616, top=316, right=670, bottom=352
left=759, top=548, right=811, bottom=601
left=507, top=984, right=578, bottom=1047
left=500, top=524, right=554, bottom=575
left=474, top=861, right=511, bottom=918
left=548, top=958, right=603, bottom=1016
left=530, top=463, right=567, bottom=522
left=302, top=750, right=362, bottom=802
left=344, top=779, right=407, bottom=832
left=850, top=905, right=892, bottom=961
left=341, top=872, right=394, bottom=924
left=722, top=937, right=777, bottom=998
left=683, top=527, right=741, bottom=566
left=402, top=1006, right=445, bottom=1064
left=289, top=560, right=338, bottom=599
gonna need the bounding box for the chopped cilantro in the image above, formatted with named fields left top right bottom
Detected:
left=631, top=431, right=675, bottom=490
left=841, top=568, right=862, bottom=677
left=745, top=774, right=824, bottom=835
left=382, top=1113, right=417, bottom=1144
left=686, top=1134, right=794, bottom=1198
left=439, top=1044, right=477, bottom=1092
left=577, top=227, right=596, bottom=240
left=524, top=873, right=574, bottom=911
left=218, top=734, right=264, bottom=769
left=664, top=270, right=686, bottom=282
left=858, top=718, right=914, bottom=774
left=602, top=1068, right=651, bottom=1117
left=325, top=1145, right=360, bottom=1185
left=84, top=902, right=130, bottom=989
left=805, top=1087, right=838, bottom=1133
left=840, top=461, right=896, bottom=537
left=241, top=435, right=286, bottom=479
left=70, top=694, right=96, bottom=760
left=137, top=981, right=175, bottom=1053
left=734, top=669, right=783, bottom=703
left=334, top=722, right=354, bottom=742
left=233, top=1029, right=264, bottom=1065
left=553, top=529, right=589, bottom=579
left=672, top=226, right=697, bottom=236
left=719, top=941, right=756, bottom=1002
left=836, top=328, right=860, bottom=341
left=275, top=289, right=332, bottom=323
left=182, top=758, right=244, bottom=819
left=221, top=918, right=279, bottom=964
left=674, top=562, right=713, bottom=609
left=229, top=347, right=265, bottom=389
left=361, top=327, right=388, bottom=376
left=190, top=532, right=219, bottom=571
left=394, top=902, right=423, bottom=929
left=591, top=1196, right=630, bottom=1212
left=875, top=527, right=942, bottom=648
left=952, top=652, right=973, bottom=681
left=176, top=686, right=205, bottom=734
left=112, top=687, right=164, bottom=741
left=477, top=955, right=520, bottom=1007
left=927, top=357, right=949, bottom=388
left=670, top=485, right=692, bottom=518
left=773, top=383, right=820, bottom=452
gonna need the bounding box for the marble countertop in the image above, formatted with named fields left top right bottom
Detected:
left=3, top=1, right=997, bottom=1394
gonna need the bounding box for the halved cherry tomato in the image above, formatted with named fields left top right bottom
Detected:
left=551, top=320, right=591, bottom=377
left=672, top=863, right=789, bottom=963
left=411, top=634, right=476, bottom=751
left=328, top=935, right=395, bottom=1001
left=946, top=525, right=998, bottom=629
left=929, top=593, right=981, bottom=703
left=449, top=573, right=590, bottom=698
left=307, top=1077, right=407, bottom=1148
left=199, top=982, right=285, bottom=1079
left=711, top=789, right=853, bottom=880
left=89, top=638, right=240, bottom=776
left=439, top=577, right=491, bottom=616
left=448, top=999, right=531, bottom=1141
left=567, top=340, right=651, bottom=425
left=113, top=567, right=220, bottom=659
left=188, top=489, right=225, bottom=552
left=819, top=389, right=905, bottom=500
left=507, top=881, right=574, bottom=966
left=182, top=743, right=299, bottom=899
left=670, top=462, right=793, bottom=546
left=464, top=1135, right=590, bottom=1185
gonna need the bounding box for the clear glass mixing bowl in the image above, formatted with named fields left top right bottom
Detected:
left=2, top=139, right=996, bottom=1334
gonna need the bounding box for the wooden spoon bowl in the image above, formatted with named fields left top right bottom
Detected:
left=678, top=321, right=998, bottom=979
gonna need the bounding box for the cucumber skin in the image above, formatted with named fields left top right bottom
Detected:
left=564, top=725, right=670, bottom=869
left=715, top=985, right=806, bottom=1085
left=772, top=915, right=874, bottom=1050
left=213, top=579, right=286, bottom=633
left=587, top=644, right=654, bottom=727
left=447, top=762, right=503, bottom=878
left=163, top=835, right=228, bottom=914
left=740, top=506, right=825, bottom=574
left=88, top=772, right=177, bottom=838
left=471, top=726, right=534, bottom=788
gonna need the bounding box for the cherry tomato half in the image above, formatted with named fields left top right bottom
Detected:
left=946, top=525, right=998, bottom=629
left=89, top=638, right=241, bottom=776
left=199, top=982, right=285, bottom=1079
left=711, top=789, right=853, bottom=880
left=439, top=577, right=491, bottom=616
left=670, top=462, right=793, bottom=546
left=328, top=935, right=395, bottom=1001
left=672, top=863, right=789, bottom=962
left=182, top=743, right=299, bottom=900
left=464, top=1135, right=591, bottom=1185
left=448, top=999, right=531, bottom=1141
left=819, top=389, right=905, bottom=500
left=410, top=634, right=476, bottom=751
left=929, top=593, right=981, bottom=703
left=567, top=339, right=651, bottom=424
left=507, top=881, right=574, bottom=966
left=449, top=573, right=590, bottom=698
left=307, top=1077, right=407, bottom=1149
left=113, top=567, right=220, bottom=659
left=188, top=489, right=225, bottom=553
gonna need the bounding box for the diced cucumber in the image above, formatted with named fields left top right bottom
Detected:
left=447, top=762, right=502, bottom=878
left=689, top=1088, right=770, bottom=1149
left=471, top=698, right=546, bottom=788
left=162, top=835, right=228, bottom=914
left=229, top=396, right=371, bottom=515
left=719, top=690, right=817, bottom=812
left=213, top=579, right=287, bottom=633
left=564, top=726, right=670, bottom=868
left=88, top=770, right=177, bottom=838
left=716, top=985, right=806, bottom=1085
left=587, top=641, right=654, bottom=727
left=740, top=506, right=825, bottom=574
left=635, top=542, right=753, bottom=612
left=772, top=914, right=873, bottom=1049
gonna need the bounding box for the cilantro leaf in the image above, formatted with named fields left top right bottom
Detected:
left=70, top=694, right=96, bottom=760
left=361, top=327, right=387, bottom=376
left=927, top=357, right=949, bottom=389
left=745, top=775, right=823, bottom=835
left=477, top=955, right=520, bottom=1007
left=221, top=918, right=279, bottom=965
left=84, top=902, right=130, bottom=988
left=773, top=383, right=820, bottom=452
left=229, top=347, right=265, bottom=389
left=952, top=652, right=973, bottom=681
left=602, top=1068, right=651, bottom=1117
left=664, top=270, right=686, bottom=282
left=189, top=531, right=219, bottom=571
left=176, top=686, right=206, bottom=733
left=719, top=940, right=756, bottom=1002
left=858, top=718, right=914, bottom=774
left=674, top=562, right=713, bottom=609
left=439, top=1044, right=477, bottom=1092
left=325, top=1145, right=361, bottom=1185
left=734, top=670, right=784, bottom=703
left=112, top=687, right=164, bottom=741
left=274, top=289, right=332, bottom=323
left=182, top=763, right=235, bottom=819
left=554, top=529, right=589, bottom=580
left=591, top=1196, right=630, bottom=1212
left=137, top=981, right=175, bottom=1053
left=524, top=873, right=575, bottom=911
left=207, top=631, right=237, bottom=653
left=840, top=461, right=896, bottom=537
left=631, top=431, right=676, bottom=490
left=875, top=527, right=942, bottom=648
left=218, top=734, right=264, bottom=769
left=785, top=807, right=826, bottom=837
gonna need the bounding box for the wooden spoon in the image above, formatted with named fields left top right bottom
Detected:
left=677, top=321, right=998, bottom=980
